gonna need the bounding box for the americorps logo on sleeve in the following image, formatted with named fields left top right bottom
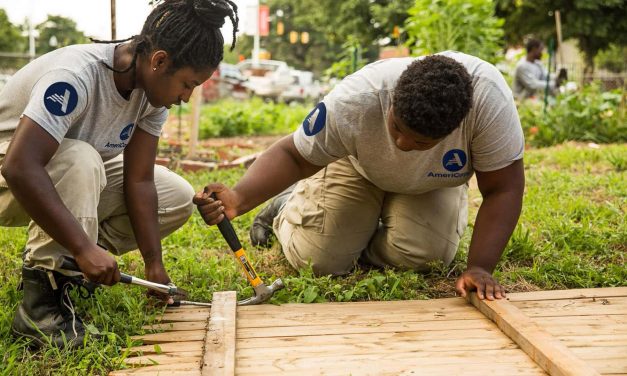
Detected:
left=442, top=149, right=467, bottom=172
left=120, top=123, right=134, bottom=140
left=44, top=82, right=78, bottom=116
left=302, top=102, right=326, bottom=136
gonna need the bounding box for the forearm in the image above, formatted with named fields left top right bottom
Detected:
left=233, top=135, right=322, bottom=215
left=467, top=191, right=522, bottom=272
left=124, top=180, right=162, bottom=266
left=2, top=166, right=92, bottom=256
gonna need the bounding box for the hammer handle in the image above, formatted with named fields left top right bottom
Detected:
left=211, top=193, right=263, bottom=287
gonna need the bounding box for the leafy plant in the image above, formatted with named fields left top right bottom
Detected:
left=198, top=98, right=311, bottom=138
left=323, top=36, right=368, bottom=80
left=404, top=0, right=504, bottom=63
left=519, top=84, right=626, bottom=147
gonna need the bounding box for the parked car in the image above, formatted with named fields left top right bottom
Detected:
left=236, top=59, right=293, bottom=101
left=202, top=62, right=248, bottom=101
left=279, top=70, right=322, bottom=104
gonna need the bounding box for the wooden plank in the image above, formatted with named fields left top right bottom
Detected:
left=143, top=321, right=207, bottom=332
left=237, top=362, right=547, bottom=376
left=512, top=296, right=627, bottom=311
left=124, top=341, right=204, bottom=355
left=237, top=297, right=468, bottom=316
left=236, top=348, right=546, bottom=375
left=537, top=314, right=627, bottom=326
left=571, top=346, right=627, bottom=374
left=201, top=291, right=237, bottom=376
left=158, top=311, right=212, bottom=323
left=558, top=333, right=627, bottom=348
left=468, top=294, right=600, bottom=376
left=237, top=307, right=486, bottom=328
left=237, top=317, right=495, bottom=339
left=124, top=351, right=201, bottom=366
left=130, top=330, right=205, bottom=344
left=236, top=336, right=518, bottom=358
left=237, top=327, right=505, bottom=349
left=110, top=363, right=201, bottom=375
left=507, top=287, right=627, bottom=302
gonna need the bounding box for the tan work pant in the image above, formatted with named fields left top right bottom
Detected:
left=0, top=138, right=194, bottom=271
left=274, top=158, right=468, bottom=276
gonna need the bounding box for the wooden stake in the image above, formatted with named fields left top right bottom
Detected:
left=188, top=86, right=202, bottom=158
left=468, top=295, right=600, bottom=376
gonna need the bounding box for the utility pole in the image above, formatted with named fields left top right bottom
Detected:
left=111, top=0, right=117, bottom=40
left=252, top=0, right=260, bottom=66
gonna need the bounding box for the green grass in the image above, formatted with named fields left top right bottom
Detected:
left=1, top=142, right=625, bottom=375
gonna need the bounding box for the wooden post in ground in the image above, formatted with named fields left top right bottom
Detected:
left=188, top=86, right=202, bottom=159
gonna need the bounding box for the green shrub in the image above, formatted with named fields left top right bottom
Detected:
left=404, top=0, right=504, bottom=64
left=198, top=98, right=311, bottom=138
left=519, top=84, right=626, bottom=147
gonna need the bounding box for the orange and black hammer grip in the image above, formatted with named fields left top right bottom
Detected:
left=211, top=193, right=263, bottom=287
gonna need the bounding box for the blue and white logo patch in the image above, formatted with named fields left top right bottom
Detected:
left=442, top=149, right=467, bottom=172
left=302, top=102, right=326, bottom=136
left=120, top=123, right=134, bottom=141
left=44, top=82, right=78, bottom=116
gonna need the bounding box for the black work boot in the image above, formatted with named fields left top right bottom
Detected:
left=249, top=184, right=295, bottom=247
left=12, top=265, right=86, bottom=349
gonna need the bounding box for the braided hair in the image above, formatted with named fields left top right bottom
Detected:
left=93, top=0, right=238, bottom=74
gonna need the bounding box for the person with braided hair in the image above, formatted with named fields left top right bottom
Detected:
left=0, top=0, right=238, bottom=349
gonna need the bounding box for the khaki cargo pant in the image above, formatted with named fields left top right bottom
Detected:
left=274, top=158, right=468, bottom=276
left=0, top=138, right=195, bottom=271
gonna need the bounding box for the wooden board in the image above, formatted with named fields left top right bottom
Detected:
left=111, top=287, right=627, bottom=375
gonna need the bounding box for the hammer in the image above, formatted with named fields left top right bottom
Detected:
left=211, top=193, right=285, bottom=305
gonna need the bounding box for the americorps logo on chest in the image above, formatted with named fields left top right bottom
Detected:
left=442, top=149, right=467, bottom=172
left=104, top=123, right=134, bottom=149
left=120, top=123, right=135, bottom=140
left=426, top=149, right=472, bottom=179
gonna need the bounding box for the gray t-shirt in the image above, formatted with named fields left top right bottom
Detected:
left=294, top=51, right=524, bottom=195
left=0, top=43, right=167, bottom=161
left=512, top=58, right=554, bottom=99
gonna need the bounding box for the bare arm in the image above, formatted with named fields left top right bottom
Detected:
left=194, top=134, right=323, bottom=224
left=1, top=116, right=119, bottom=284
left=455, top=159, right=525, bottom=300
left=122, top=127, right=172, bottom=296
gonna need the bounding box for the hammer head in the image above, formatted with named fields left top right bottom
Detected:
left=238, top=278, right=285, bottom=306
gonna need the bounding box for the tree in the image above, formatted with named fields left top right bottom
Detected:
left=0, top=9, right=25, bottom=52
left=404, top=0, right=505, bottom=63
left=495, top=0, right=627, bottom=74
left=247, top=0, right=413, bottom=75
left=36, top=15, right=89, bottom=54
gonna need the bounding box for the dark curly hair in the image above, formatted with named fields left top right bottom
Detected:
left=93, top=0, right=239, bottom=73
left=393, top=55, right=473, bottom=139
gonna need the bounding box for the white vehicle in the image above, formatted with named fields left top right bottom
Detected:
left=236, top=59, right=293, bottom=101
left=279, top=70, right=322, bottom=104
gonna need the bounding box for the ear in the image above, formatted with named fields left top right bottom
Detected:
left=150, top=50, right=170, bottom=72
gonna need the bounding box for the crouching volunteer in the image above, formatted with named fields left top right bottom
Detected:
left=0, top=0, right=238, bottom=348
left=194, top=52, right=524, bottom=302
